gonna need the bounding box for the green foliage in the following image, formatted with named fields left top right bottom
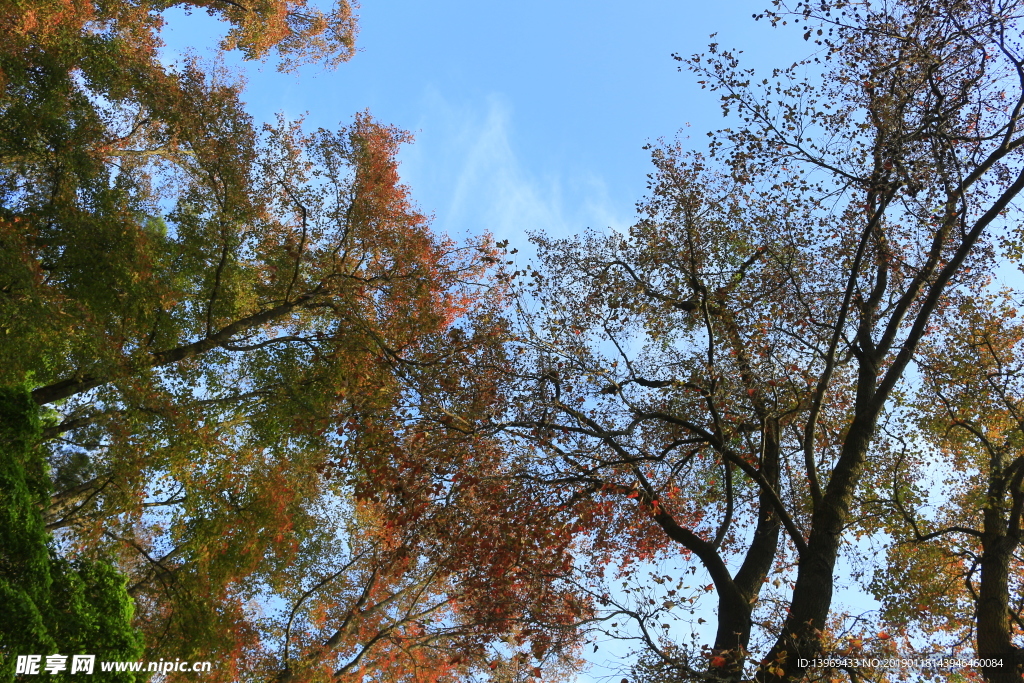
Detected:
left=0, top=386, right=144, bottom=681
left=0, top=0, right=566, bottom=679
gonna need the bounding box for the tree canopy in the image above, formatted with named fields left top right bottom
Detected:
left=8, top=0, right=1024, bottom=682
left=493, top=1, right=1024, bottom=681
left=0, top=0, right=586, bottom=680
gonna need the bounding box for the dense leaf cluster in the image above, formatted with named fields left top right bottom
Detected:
left=0, top=386, right=143, bottom=682
left=0, top=0, right=585, bottom=681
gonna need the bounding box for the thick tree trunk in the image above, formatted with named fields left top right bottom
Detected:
left=977, top=481, right=1024, bottom=683
left=977, top=536, right=1024, bottom=683
left=711, top=420, right=782, bottom=681
left=732, top=421, right=782, bottom=603
left=758, top=413, right=878, bottom=682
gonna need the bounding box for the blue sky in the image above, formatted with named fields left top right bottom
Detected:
left=161, top=1, right=806, bottom=251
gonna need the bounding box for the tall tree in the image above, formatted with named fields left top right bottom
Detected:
left=497, top=0, right=1024, bottom=681
left=871, top=294, right=1024, bottom=683
left=0, top=0, right=589, bottom=679
left=6, top=96, right=550, bottom=679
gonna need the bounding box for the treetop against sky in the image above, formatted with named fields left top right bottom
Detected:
left=6, top=1, right=1024, bottom=682
left=157, top=0, right=802, bottom=251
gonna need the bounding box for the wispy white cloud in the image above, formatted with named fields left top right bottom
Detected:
left=397, top=89, right=633, bottom=252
